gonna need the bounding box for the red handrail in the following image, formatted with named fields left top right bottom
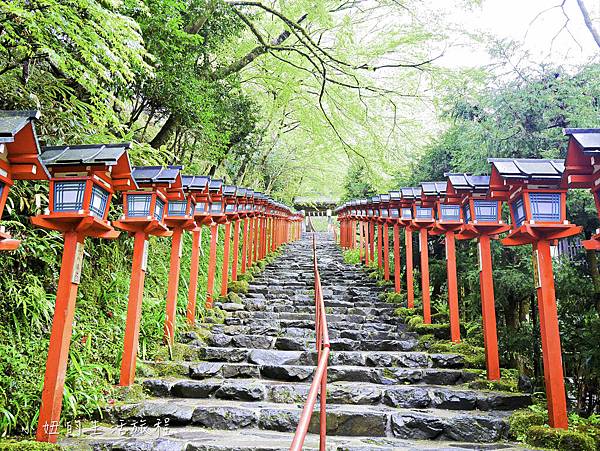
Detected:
left=290, top=233, right=330, bottom=451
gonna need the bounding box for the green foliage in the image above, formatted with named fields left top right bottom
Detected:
left=228, top=280, right=249, bottom=294
left=0, top=439, right=58, bottom=450
left=342, top=249, right=361, bottom=265
left=526, top=426, right=595, bottom=451
left=341, top=162, right=376, bottom=202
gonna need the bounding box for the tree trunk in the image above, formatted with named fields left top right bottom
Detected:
left=150, top=114, right=176, bottom=149
left=576, top=0, right=600, bottom=48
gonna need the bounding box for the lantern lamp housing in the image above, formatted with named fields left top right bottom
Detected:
left=488, top=158, right=578, bottom=245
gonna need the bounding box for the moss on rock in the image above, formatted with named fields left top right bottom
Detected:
left=0, top=439, right=59, bottom=450
left=527, top=426, right=595, bottom=451
left=228, top=280, right=249, bottom=294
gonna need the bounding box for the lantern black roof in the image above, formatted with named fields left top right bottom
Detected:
left=222, top=185, right=237, bottom=196
left=389, top=190, right=401, bottom=200
left=208, top=179, right=223, bottom=192
left=236, top=187, right=247, bottom=197
left=380, top=194, right=390, bottom=202
left=371, top=195, right=380, bottom=203
left=421, top=181, right=446, bottom=196
left=40, top=143, right=131, bottom=167
left=181, top=175, right=210, bottom=191
left=488, top=158, right=564, bottom=180
left=401, top=187, right=420, bottom=199
left=359, top=199, right=368, bottom=205
left=446, top=173, right=490, bottom=192
left=246, top=189, right=254, bottom=198
left=132, top=166, right=181, bottom=184
left=0, top=110, right=40, bottom=143
left=563, top=128, right=600, bottom=152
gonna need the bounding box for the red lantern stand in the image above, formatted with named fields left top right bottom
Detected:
left=372, top=195, right=384, bottom=269
left=162, top=175, right=196, bottom=343
left=0, top=110, right=47, bottom=250
left=399, top=188, right=421, bottom=309
left=379, top=194, right=392, bottom=280
left=32, top=143, right=135, bottom=442
left=426, top=181, right=462, bottom=343
left=181, top=175, right=211, bottom=324
left=367, top=199, right=376, bottom=266
left=252, top=192, right=265, bottom=264
left=388, top=191, right=402, bottom=292
left=356, top=200, right=367, bottom=263
left=447, top=173, right=509, bottom=380
left=409, top=186, right=436, bottom=323
left=206, top=179, right=225, bottom=308
left=114, top=166, right=179, bottom=385
left=231, top=187, right=247, bottom=281
left=563, top=128, right=600, bottom=249
left=489, top=158, right=579, bottom=429
left=241, top=189, right=255, bottom=274
left=220, top=185, right=238, bottom=297
left=348, top=201, right=358, bottom=249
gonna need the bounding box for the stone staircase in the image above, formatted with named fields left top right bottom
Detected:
left=63, top=233, right=532, bottom=450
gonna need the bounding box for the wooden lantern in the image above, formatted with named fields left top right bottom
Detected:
left=445, top=173, right=510, bottom=380
left=0, top=110, right=47, bottom=250
left=489, top=157, right=579, bottom=429
left=114, top=166, right=179, bottom=386
left=563, top=128, right=600, bottom=249
left=181, top=175, right=210, bottom=325
left=34, top=143, right=135, bottom=443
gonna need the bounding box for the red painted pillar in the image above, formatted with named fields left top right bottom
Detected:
left=164, top=227, right=183, bottom=343
left=241, top=218, right=249, bottom=272
left=367, top=221, right=375, bottom=262
left=393, top=223, right=401, bottom=293
left=206, top=222, right=219, bottom=308
left=186, top=228, right=202, bottom=325
left=419, top=228, right=431, bottom=324
left=120, top=231, right=148, bottom=386
left=534, top=239, right=568, bottom=429
left=232, top=220, right=240, bottom=281
left=405, top=228, right=414, bottom=308
left=36, top=231, right=84, bottom=443
left=377, top=223, right=383, bottom=269
left=359, top=221, right=364, bottom=261
left=364, top=222, right=370, bottom=265
left=253, top=217, right=260, bottom=262
left=383, top=223, right=390, bottom=280
left=220, top=221, right=232, bottom=297
left=446, top=231, right=460, bottom=342
left=478, top=235, right=501, bottom=380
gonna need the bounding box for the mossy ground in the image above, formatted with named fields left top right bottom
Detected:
left=510, top=405, right=600, bottom=451
left=0, top=440, right=59, bottom=450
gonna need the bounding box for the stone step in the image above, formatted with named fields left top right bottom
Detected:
left=62, top=425, right=535, bottom=450
left=142, top=377, right=531, bottom=411
left=205, top=334, right=419, bottom=352
left=104, top=398, right=511, bottom=442
left=142, top=361, right=476, bottom=386
left=185, top=348, right=463, bottom=369
left=223, top=317, right=403, bottom=332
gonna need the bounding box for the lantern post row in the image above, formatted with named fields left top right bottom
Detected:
left=389, top=191, right=402, bottom=293
left=379, top=194, right=391, bottom=281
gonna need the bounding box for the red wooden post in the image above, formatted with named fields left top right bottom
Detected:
left=383, top=223, right=390, bottom=280
left=164, top=227, right=183, bottom=343
left=369, top=220, right=375, bottom=264
left=534, top=240, right=568, bottom=429
left=37, top=231, right=84, bottom=442
left=445, top=231, right=460, bottom=342
left=186, top=228, right=202, bottom=324
left=120, top=231, right=147, bottom=384
left=232, top=219, right=240, bottom=281
left=241, top=218, right=249, bottom=273
left=405, top=228, right=414, bottom=308
left=419, top=228, right=431, bottom=323
left=220, top=221, right=232, bottom=297
left=206, top=222, right=219, bottom=308
left=393, top=223, right=401, bottom=292
left=377, top=222, right=383, bottom=269
left=478, top=235, right=501, bottom=380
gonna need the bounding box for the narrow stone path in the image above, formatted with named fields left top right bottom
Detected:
left=64, top=233, right=532, bottom=450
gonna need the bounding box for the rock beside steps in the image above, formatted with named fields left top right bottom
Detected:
left=61, top=233, right=534, bottom=451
